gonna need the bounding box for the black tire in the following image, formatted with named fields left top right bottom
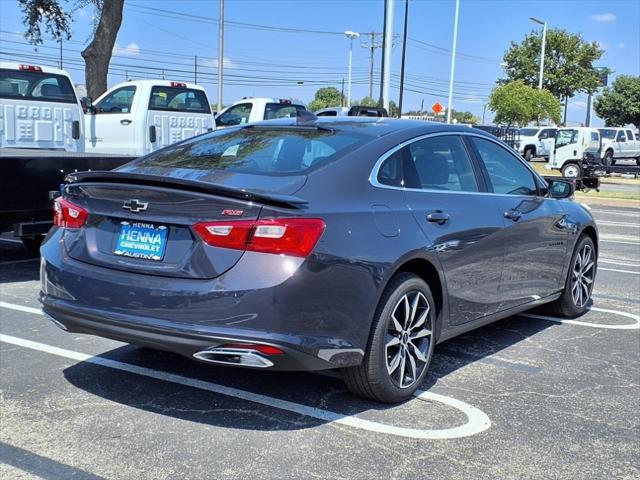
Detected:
left=21, top=236, right=43, bottom=256
left=547, top=235, right=596, bottom=318
left=524, top=148, right=534, bottom=162
left=561, top=163, right=582, bottom=179
left=636, top=156, right=640, bottom=167
left=603, top=150, right=614, bottom=167
left=342, top=273, right=436, bottom=403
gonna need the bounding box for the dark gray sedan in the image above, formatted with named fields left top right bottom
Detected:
left=40, top=117, right=598, bottom=403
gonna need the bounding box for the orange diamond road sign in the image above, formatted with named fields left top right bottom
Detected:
left=432, top=102, right=444, bottom=114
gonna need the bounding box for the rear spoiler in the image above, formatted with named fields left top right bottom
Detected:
left=64, top=171, right=308, bottom=209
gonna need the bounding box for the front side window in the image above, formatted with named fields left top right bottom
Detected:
left=264, top=103, right=306, bottom=120
left=94, top=86, right=136, bottom=114
left=591, top=132, right=599, bottom=142
left=148, top=86, right=211, bottom=114
left=472, top=137, right=538, bottom=196
left=626, top=130, right=635, bottom=141
left=0, top=68, right=76, bottom=103
left=216, top=103, right=252, bottom=126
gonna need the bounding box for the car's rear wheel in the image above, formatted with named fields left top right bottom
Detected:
left=342, top=273, right=435, bottom=403
left=547, top=235, right=596, bottom=318
left=562, top=163, right=581, bottom=178
left=603, top=150, right=614, bottom=167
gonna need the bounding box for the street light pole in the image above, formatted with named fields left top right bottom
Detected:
left=345, top=31, right=360, bottom=107
left=446, top=0, right=460, bottom=124
left=381, top=0, right=394, bottom=110
left=217, top=0, right=225, bottom=114
left=530, top=17, right=547, bottom=90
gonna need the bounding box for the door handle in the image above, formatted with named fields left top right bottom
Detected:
left=120, top=119, right=132, bottom=125
left=504, top=209, right=522, bottom=221
left=426, top=211, right=450, bottom=225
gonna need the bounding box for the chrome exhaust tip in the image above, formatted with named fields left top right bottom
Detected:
left=193, top=347, right=274, bottom=368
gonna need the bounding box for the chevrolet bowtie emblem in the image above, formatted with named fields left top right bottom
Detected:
left=122, top=199, right=148, bottom=213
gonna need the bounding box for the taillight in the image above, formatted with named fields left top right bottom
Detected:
left=193, top=218, right=325, bottom=257
left=53, top=197, right=88, bottom=228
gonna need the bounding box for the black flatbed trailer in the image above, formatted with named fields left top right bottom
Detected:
left=0, top=148, right=133, bottom=250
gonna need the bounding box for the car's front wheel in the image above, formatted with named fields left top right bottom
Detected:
left=342, top=273, right=435, bottom=403
left=547, top=235, right=596, bottom=318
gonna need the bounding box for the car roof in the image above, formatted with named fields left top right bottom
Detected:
left=244, top=117, right=486, bottom=138
left=0, top=61, right=71, bottom=77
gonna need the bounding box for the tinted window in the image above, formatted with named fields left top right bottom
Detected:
left=616, top=131, right=626, bottom=142
left=94, top=86, right=136, bottom=114
left=317, top=110, right=338, bottom=117
left=148, top=86, right=211, bottom=114
left=520, top=128, right=539, bottom=136
left=0, top=68, right=76, bottom=103
left=591, top=132, right=599, bottom=142
left=599, top=129, right=616, bottom=139
left=216, top=103, right=252, bottom=126
left=626, top=130, right=634, bottom=141
left=473, top=137, right=537, bottom=196
left=131, top=127, right=368, bottom=175
left=264, top=103, right=306, bottom=120
left=377, top=149, right=404, bottom=187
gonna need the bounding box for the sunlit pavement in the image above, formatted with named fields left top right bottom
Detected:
left=1, top=204, right=638, bottom=479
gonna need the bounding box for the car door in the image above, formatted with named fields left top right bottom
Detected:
left=538, top=128, right=556, bottom=156
left=614, top=130, right=626, bottom=158
left=85, top=85, right=137, bottom=155
left=469, top=136, right=569, bottom=311
left=625, top=130, right=637, bottom=156
left=378, top=134, right=507, bottom=325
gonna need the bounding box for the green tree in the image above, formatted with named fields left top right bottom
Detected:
left=502, top=28, right=603, bottom=115
left=308, top=87, right=342, bottom=112
left=594, top=75, right=640, bottom=129
left=488, top=80, right=561, bottom=127
left=388, top=100, right=398, bottom=117
left=359, top=96, right=377, bottom=107
left=451, top=110, right=480, bottom=124
left=19, top=0, right=125, bottom=99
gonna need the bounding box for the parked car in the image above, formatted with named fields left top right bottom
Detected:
left=547, top=127, right=602, bottom=177
left=84, top=80, right=214, bottom=156
left=518, top=127, right=557, bottom=161
left=215, top=98, right=306, bottom=127
left=315, top=106, right=389, bottom=117
left=598, top=128, right=640, bottom=166
left=41, top=117, right=597, bottom=403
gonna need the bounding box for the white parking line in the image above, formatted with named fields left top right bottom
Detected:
left=600, top=258, right=640, bottom=267
left=600, top=239, right=640, bottom=246
left=599, top=267, right=640, bottom=275
left=597, top=221, right=640, bottom=228
left=520, top=307, right=640, bottom=330
left=0, top=303, right=491, bottom=440
left=0, top=238, right=23, bottom=244
left=592, top=209, right=640, bottom=217
left=0, top=258, right=39, bottom=266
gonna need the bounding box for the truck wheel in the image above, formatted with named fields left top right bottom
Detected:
left=342, top=273, right=436, bottom=403
left=21, top=236, right=43, bottom=256
left=636, top=156, right=640, bottom=167
left=562, top=163, right=581, bottom=178
left=603, top=150, right=614, bottom=167
left=524, top=148, right=534, bottom=162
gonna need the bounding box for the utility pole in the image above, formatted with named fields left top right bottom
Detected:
left=195, top=55, right=198, bottom=84
left=217, top=0, right=225, bottom=113
left=345, top=31, right=360, bottom=107
left=381, top=0, right=394, bottom=110
left=530, top=17, right=547, bottom=90
left=341, top=78, right=345, bottom=107
left=59, top=39, right=63, bottom=69
left=446, top=0, right=460, bottom=124
left=397, top=0, right=409, bottom=118
left=361, top=32, right=382, bottom=100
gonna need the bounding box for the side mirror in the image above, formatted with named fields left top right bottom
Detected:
left=547, top=179, right=574, bottom=199
left=81, top=96, right=94, bottom=114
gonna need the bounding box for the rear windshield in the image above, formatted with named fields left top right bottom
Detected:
left=131, top=126, right=368, bottom=175
left=264, top=103, right=306, bottom=120
left=519, top=128, right=539, bottom=136
left=0, top=68, right=77, bottom=103
left=148, top=86, right=211, bottom=114
left=598, top=129, right=617, bottom=139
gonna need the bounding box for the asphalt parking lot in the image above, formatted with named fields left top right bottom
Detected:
left=1, top=203, right=638, bottom=480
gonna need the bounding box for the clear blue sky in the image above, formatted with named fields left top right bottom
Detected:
left=1, top=0, right=638, bottom=126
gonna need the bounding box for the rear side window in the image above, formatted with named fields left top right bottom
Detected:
left=148, top=86, right=211, bottom=114
left=0, top=68, right=76, bottom=103
left=472, top=137, right=537, bottom=196
left=626, top=130, right=635, bottom=141
left=616, top=131, right=626, bottom=142
left=131, top=127, right=369, bottom=175
left=94, top=86, right=136, bottom=114
left=264, top=103, right=306, bottom=120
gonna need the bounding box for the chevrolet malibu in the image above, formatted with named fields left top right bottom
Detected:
left=40, top=117, right=598, bottom=403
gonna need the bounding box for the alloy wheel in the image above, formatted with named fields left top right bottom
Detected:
left=385, top=291, right=432, bottom=389
left=571, top=244, right=595, bottom=308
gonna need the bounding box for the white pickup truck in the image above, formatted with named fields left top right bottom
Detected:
left=85, top=79, right=214, bottom=156
left=598, top=128, right=640, bottom=166
left=518, top=126, right=557, bottom=161
left=215, top=98, right=306, bottom=127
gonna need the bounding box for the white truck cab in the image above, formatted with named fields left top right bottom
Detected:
left=598, top=127, right=640, bottom=166
left=518, top=126, right=557, bottom=161
left=0, top=62, right=84, bottom=152
left=85, top=80, right=213, bottom=156
left=215, top=98, right=306, bottom=127
left=547, top=127, right=601, bottom=177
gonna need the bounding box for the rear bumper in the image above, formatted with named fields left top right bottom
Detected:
left=39, top=229, right=373, bottom=371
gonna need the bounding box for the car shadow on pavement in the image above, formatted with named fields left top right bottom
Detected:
left=62, top=315, right=555, bottom=432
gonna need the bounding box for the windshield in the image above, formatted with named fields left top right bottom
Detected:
left=519, top=128, right=539, bottom=136
left=598, top=129, right=617, bottom=139
left=130, top=126, right=369, bottom=175
left=0, top=68, right=77, bottom=103
left=555, top=129, right=578, bottom=148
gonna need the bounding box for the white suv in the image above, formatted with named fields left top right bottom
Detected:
left=518, top=127, right=557, bottom=161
